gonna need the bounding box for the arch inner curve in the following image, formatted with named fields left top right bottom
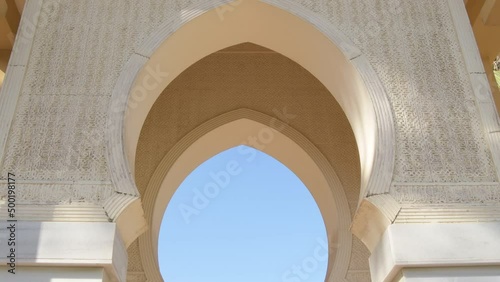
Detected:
left=158, top=145, right=329, bottom=282
left=110, top=0, right=395, bottom=205
left=140, top=110, right=352, bottom=281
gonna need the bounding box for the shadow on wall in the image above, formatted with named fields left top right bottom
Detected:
left=495, top=56, right=500, bottom=90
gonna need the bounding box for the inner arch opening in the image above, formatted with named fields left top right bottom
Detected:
left=159, top=146, right=328, bottom=282
left=132, top=41, right=365, bottom=280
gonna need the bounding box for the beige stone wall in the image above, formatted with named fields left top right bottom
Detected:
left=306, top=0, right=496, bottom=184
left=0, top=1, right=499, bottom=281
left=1, top=0, right=498, bottom=206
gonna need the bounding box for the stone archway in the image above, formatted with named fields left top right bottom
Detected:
left=106, top=0, right=396, bottom=207
left=105, top=0, right=397, bottom=280
left=2, top=1, right=500, bottom=281
left=139, top=109, right=352, bottom=281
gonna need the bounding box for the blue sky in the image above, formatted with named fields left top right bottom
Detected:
left=158, top=146, right=328, bottom=282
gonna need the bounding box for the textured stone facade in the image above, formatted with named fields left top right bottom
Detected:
left=1, top=0, right=498, bottom=205
left=0, top=1, right=499, bottom=281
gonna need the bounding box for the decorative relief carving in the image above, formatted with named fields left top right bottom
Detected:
left=392, top=184, right=500, bottom=204
left=0, top=182, right=114, bottom=205
left=290, top=0, right=497, bottom=183
left=0, top=0, right=203, bottom=183
left=126, top=241, right=145, bottom=274
left=0, top=0, right=496, bottom=206
left=0, top=1, right=493, bottom=281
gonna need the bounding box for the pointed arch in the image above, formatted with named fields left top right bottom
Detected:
left=139, top=108, right=352, bottom=281
left=106, top=0, right=396, bottom=207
